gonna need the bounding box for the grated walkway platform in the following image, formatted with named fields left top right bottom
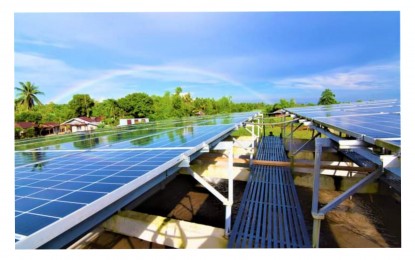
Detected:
left=228, top=136, right=310, bottom=248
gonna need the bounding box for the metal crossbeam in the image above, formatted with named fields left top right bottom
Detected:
left=310, top=138, right=383, bottom=248
left=181, top=141, right=234, bottom=237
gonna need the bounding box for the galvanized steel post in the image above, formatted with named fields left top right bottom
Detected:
left=290, top=120, right=294, bottom=155
left=311, top=138, right=324, bottom=248
left=225, top=143, right=234, bottom=237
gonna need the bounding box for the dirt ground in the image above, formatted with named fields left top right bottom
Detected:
left=83, top=174, right=401, bottom=249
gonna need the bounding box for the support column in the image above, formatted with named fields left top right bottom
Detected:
left=311, top=138, right=329, bottom=248
left=290, top=120, right=294, bottom=155
left=312, top=218, right=322, bottom=248
left=225, top=145, right=234, bottom=237
left=282, top=115, right=286, bottom=138
left=310, top=136, right=383, bottom=248
left=183, top=141, right=235, bottom=238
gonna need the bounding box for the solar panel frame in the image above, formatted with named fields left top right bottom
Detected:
left=286, top=100, right=400, bottom=151
left=15, top=112, right=257, bottom=249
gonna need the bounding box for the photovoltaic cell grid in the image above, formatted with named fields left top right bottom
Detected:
left=14, top=115, right=202, bottom=146
left=15, top=112, right=257, bottom=248
left=15, top=123, right=248, bottom=167
left=15, top=149, right=186, bottom=237
left=286, top=100, right=400, bottom=150
left=15, top=113, right=252, bottom=152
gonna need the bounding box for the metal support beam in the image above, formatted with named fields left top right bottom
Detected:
left=310, top=138, right=383, bottom=248
left=201, top=142, right=210, bottom=153
left=182, top=141, right=234, bottom=237
left=286, top=122, right=304, bottom=139
left=184, top=167, right=228, bottom=204
left=215, top=141, right=234, bottom=237
left=291, top=132, right=321, bottom=156
left=282, top=115, right=286, bottom=138
left=319, top=168, right=383, bottom=215
left=309, top=125, right=367, bottom=149
left=290, top=120, right=294, bottom=154
left=353, top=148, right=383, bottom=166
left=311, top=138, right=334, bottom=248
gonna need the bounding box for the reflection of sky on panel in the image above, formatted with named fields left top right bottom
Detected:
left=287, top=100, right=400, bottom=147
left=15, top=151, right=81, bottom=167
left=15, top=112, right=256, bottom=167
left=15, top=148, right=187, bottom=237
left=15, top=112, right=254, bottom=151
left=15, top=112, right=256, bottom=242
left=317, top=114, right=400, bottom=138
left=104, top=124, right=233, bottom=149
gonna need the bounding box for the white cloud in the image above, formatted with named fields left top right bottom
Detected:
left=15, top=38, right=70, bottom=49
left=272, top=61, right=399, bottom=91
left=14, top=52, right=273, bottom=103
left=14, top=52, right=99, bottom=102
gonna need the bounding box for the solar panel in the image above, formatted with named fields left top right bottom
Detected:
left=15, top=112, right=257, bottom=249
left=15, top=149, right=187, bottom=237
left=286, top=100, right=400, bottom=151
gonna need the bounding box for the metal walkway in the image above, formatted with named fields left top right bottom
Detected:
left=228, top=136, right=311, bottom=248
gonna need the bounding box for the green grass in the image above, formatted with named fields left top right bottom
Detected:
left=231, top=116, right=314, bottom=139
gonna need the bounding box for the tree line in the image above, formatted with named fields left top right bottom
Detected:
left=15, top=84, right=266, bottom=126
left=15, top=81, right=339, bottom=127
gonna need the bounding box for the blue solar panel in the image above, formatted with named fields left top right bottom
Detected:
left=15, top=112, right=257, bottom=248
left=286, top=100, right=400, bottom=150
left=14, top=148, right=187, bottom=241
left=31, top=201, right=85, bottom=218
left=59, top=191, right=105, bottom=204
left=16, top=213, right=59, bottom=236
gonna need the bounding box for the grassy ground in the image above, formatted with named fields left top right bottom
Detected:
left=231, top=116, right=314, bottom=139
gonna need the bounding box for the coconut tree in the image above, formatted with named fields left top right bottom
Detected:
left=15, top=81, right=44, bottom=110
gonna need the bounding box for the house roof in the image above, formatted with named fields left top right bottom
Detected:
left=268, top=109, right=285, bottom=115
left=61, top=117, right=102, bottom=126
left=41, top=122, right=60, bottom=128
left=15, top=122, right=37, bottom=129
left=78, top=116, right=103, bottom=123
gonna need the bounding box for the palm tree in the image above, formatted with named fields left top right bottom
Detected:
left=15, top=81, right=44, bottom=110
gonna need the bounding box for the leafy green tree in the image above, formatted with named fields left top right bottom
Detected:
left=118, top=92, right=154, bottom=118
left=92, top=99, right=123, bottom=125
left=194, top=97, right=208, bottom=113
left=181, top=92, right=193, bottom=116
left=15, top=111, right=43, bottom=123
left=68, top=94, right=95, bottom=117
left=270, top=98, right=296, bottom=111
left=216, top=96, right=233, bottom=113
left=15, top=81, right=44, bottom=111
left=318, top=89, right=338, bottom=105
left=152, top=91, right=173, bottom=120
left=33, top=102, right=71, bottom=123
left=171, top=87, right=187, bottom=118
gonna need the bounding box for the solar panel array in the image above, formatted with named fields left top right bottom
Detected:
left=15, top=112, right=257, bottom=248
left=286, top=100, right=400, bottom=151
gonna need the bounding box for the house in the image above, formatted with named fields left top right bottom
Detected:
left=61, top=117, right=103, bottom=133
left=40, top=122, right=60, bottom=135
left=194, top=111, right=205, bottom=116
left=119, top=118, right=149, bottom=126
left=15, top=122, right=38, bottom=138
left=15, top=122, right=37, bottom=129
left=267, top=109, right=286, bottom=117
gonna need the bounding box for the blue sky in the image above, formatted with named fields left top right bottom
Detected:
left=14, top=12, right=400, bottom=105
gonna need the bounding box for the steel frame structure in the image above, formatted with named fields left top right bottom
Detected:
left=281, top=110, right=400, bottom=248
left=16, top=113, right=259, bottom=249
